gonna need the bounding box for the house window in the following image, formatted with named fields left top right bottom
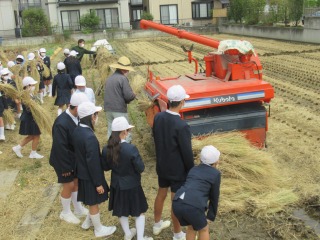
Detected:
left=92, top=8, right=119, bottom=29
left=192, top=2, right=213, bottom=19
left=131, top=0, right=143, bottom=5
left=132, top=9, right=142, bottom=20
left=61, top=10, right=80, bottom=31
left=160, top=5, right=178, bottom=25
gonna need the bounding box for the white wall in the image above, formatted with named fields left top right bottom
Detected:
left=0, top=1, right=16, bottom=31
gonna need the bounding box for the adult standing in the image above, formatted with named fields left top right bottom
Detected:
left=72, top=39, right=96, bottom=62
left=104, top=56, right=136, bottom=140
left=64, top=50, right=82, bottom=88
left=152, top=85, right=194, bottom=240
left=72, top=101, right=116, bottom=238
left=49, top=92, right=89, bottom=224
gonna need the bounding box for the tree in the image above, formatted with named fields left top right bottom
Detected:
left=79, top=11, right=100, bottom=33
left=228, top=0, right=246, bottom=23
left=21, top=8, right=51, bottom=37
left=288, top=0, right=304, bottom=26
left=244, top=0, right=266, bottom=25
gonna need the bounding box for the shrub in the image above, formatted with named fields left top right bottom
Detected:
left=80, top=11, right=100, bottom=33
left=21, top=8, right=51, bottom=37
left=141, top=12, right=154, bottom=21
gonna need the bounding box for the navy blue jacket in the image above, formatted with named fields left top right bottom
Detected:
left=153, top=111, right=194, bottom=181
left=102, top=142, right=144, bottom=190
left=72, top=126, right=106, bottom=187
left=64, top=57, right=82, bottom=77
left=173, top=164, right=221, bottom=222
left=49, top=111, right=77, bottom=174
left=52, top=73, right=73, bottom=98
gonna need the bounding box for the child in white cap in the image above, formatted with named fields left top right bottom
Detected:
left=52, top=62, right=74, bottom=116
left=12, top=77, right=44, bottom=159
left=50, top=92, right=89, bottom=225
left=39, top=48, right=53, bottom=97
left=72, top=101, right=116, bottom=238
left=74, top=75, right=95, bottom=104
left=102, top=117, right=152, bottom=240
left=64, top=50, right=82, bottom=88
left=172, top=145, right=221, bottom=240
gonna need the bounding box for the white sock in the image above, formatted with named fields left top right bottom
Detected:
left=60, top=196, right=72, bottom=214
left=119, top=216, right=131, bottom=236
left=39, top=92, right=43, bottom=101
left=71, top=191, right=83, bottom=213
left=48, top=84, right=52, bottom=95
left=15, top=144, right=22, bottom=150
left=58, top=108, right=62, bottom=116
left=30, top=150, right=37, bottom=155
left=154, top=220, right=163, bottom=228
left=0, top=127, right=4, bottom=136
left=174, top=231, right=184, bottom=239
left=136, top=215, right=145, bottom=240
left=90, top=213, right=102, bottom=232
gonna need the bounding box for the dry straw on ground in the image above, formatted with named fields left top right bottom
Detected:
left=192, top=132, right=298, bottom=217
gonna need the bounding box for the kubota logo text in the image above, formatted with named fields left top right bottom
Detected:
left=212, top=95, right=236, bottom=104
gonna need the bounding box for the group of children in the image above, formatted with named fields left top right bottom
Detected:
left=1, top=47, right=222, bottom=239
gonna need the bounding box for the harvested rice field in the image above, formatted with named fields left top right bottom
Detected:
left=0, top=32, right=320, bottom=240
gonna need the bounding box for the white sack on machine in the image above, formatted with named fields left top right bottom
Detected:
left=217, top=40, right=256, bottom=55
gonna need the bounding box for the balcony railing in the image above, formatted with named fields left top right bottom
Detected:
left=58, top=0, right=118, bottom=4
left=19, top=0, right=42, bottom=10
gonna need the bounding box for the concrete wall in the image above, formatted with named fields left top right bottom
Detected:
left=219, top=24, right=320, bottom=44
left=0, top=1, right=16, bottom=36
left=304, top=16, right=320, bottom=30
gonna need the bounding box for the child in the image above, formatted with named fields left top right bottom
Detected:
left=172, top=145, right=221, bottom=240
left=64, top=50, right=82, bottom=88
left=102, top=117, right=152, bottom=240
left=0, top=84, right=8, bottom=141
left=74, top=75, right=95, bottom=104
left=52, top=62, right=74, bottom=116
left=50, top=92, right=89, bottom=224
left=39, top=48, right=53, bottom=97
left=12, top=77, right=44, bottom=159
left=72, top=101, right=116, bottom=238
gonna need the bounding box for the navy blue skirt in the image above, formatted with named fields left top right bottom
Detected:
left=78, top=178, right=109, bottom=206
left=109, top=185, right=148, bottom=217
left=19, top=119, right=41, bottom=135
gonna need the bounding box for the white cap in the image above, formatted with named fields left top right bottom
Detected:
left=75, top=75, right=86, bottom=86
left=16, top=55, right=24, bottom=60
left=22, top=76, right=37, bottom=87
left=200, top=145, right=220, bottom=165
left=70, top=50, right=78, bottom=57
left=1, top=68, right=10, bottom=76
left=111, top=117, right=134, bottom=131
left=28, top=52, right=35, bottom=60
left=70, top=92, right=89, bottom=106
left=39, top=48, right=46, bottom=53
left=57, top=62, right=65, bottom=70
left=77, top=101, right=102, bottom=119
left=7, top=61, right=15, bottom=68
left=64, top=48, right=70, bottom=54
left=167, top=85, right=190, bottom=102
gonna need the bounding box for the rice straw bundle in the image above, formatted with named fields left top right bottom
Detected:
left=50, top=47, right=62, bottom=61
left=42, top=63, right=51, bottom=78
left=0, top=83, right=19, bottom=100
left=192, top=132, right=298, bottom=217
left=96, top=47, right=118, bottom=80
left=137, top=93, right=154, bottom=112
left=20, top=90, right=53, bottom=135
left=3, top=108, right=15, bottom=124
left=0, top=50, right=9, bottom=63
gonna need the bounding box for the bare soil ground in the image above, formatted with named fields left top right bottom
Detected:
left=0, top=34, right=320, bottom=239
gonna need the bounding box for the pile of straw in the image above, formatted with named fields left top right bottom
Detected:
left=192, top=132, right=298, bottom=217
left=130, top=74, right=154, bottom=111
left=0, top=83, right=19, bottom=100
left=96, top=47, right=118, bottom=80
left=50, top=47, right=62, bottom=61
left=9, top=65, right=23, bottom=91
left=0, top=50, right=9, bottom=63
left=42, top=63, right=51, bottom=78
left=20, top=90, right=53, bottom=135
left=3, top=108, right=15, bottom=124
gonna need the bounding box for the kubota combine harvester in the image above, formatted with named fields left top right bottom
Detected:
left=140, top=20, right=274, bottom=148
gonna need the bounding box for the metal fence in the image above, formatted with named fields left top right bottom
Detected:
left=304, top=7, right=320, bottom=17
left=0, top=18, right=217, bottom=41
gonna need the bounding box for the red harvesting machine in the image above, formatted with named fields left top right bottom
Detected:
left=140, top=20, right=274, bottom=148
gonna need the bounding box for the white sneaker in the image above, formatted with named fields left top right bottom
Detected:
left=29, top=152, right=44, bottom=159
left=173, top=232, right=186, bottom=240
left=59, top=211, right=80, bottom=224
left=74, top=205, right=89, bottom=217
left=12, top=146, right=23, bottom=158
left=0, top=135, right=5, bottom=141
left=81, top=216, right=93, bottom=230
left=153, top=220, right=171, bottom=235
left=143, top=237, right=154, bottom=240
left=124, top=228, right=137, bottom=240
left=5, top=124, right=11, bottom=130
left=94, top=225, right=116, bottom=237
